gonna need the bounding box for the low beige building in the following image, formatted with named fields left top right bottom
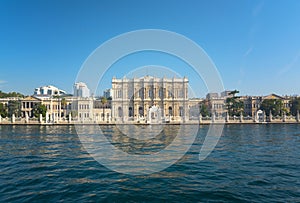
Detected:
left=205, top=93, right=226, bottom=117
left=21, top=96, right=41, bottom=117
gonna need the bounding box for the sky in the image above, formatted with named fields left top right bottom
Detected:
left=1, top=0, right=300, bottom=97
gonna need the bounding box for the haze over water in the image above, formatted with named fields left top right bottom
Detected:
left=1, top=124, right=300, bottom=202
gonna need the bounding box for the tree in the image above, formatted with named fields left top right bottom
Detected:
left=32, top=103, right=47, bottom=118
left=100, top=97, right=108, bottom=121
left=8, top=100, right=22, bottom=117
left=200, top=103, right=210, bottom=117
left=61, top=97, right=67, bottom=117
left=0, top=90, right=24, bottom=98
left=61, top=98, right=67, bottom=108
left=71, top=110, right=78, bottom=118
left=226, top=97, right=244, bottom=116
left=225, top=90, right=243, bottom=116
left=228, top=90, right=240, bottom=97
left=260, top=99, right=283, bottom=116
left=0, top=103, right=8, bottom=117
left=290, top=98, right=300, bottom=116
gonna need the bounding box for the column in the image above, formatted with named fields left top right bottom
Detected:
left=283, top=112, right=286, bottom=122
left=59, top=99, right=61, bottom=121
left=225, top=112, right=229, bottom=123
left=211, top=112, right=215, bottom=123
left=25, top=112, right=29, bottom=123
left=39, top=114, right=43, bottom=123
left=12, top=114, right=15, bottom=123
left=240, top=112, right=243, bottom=123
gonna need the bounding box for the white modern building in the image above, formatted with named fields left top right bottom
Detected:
left=73, top=82, right=90, bottom=98
left=34, top=85, right=66, bottom=97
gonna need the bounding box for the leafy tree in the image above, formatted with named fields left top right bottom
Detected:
left=228, top=90, right=239, bottom=97
left=290, top=98, right=300, bottom=116
left=32, top=103, right=47, bottom=117
left=225, top=90, right=243, bottom=116
left=61, top=98, right=67, bottom=108
left=71, top=110, right=78, bottom=118
left=0, top=91, right=24, bottom=98
left=200, top=103, right=210, bottom=117
left=8, top=100, right=22, bottom=117
left=100, top=97, right=108, bottom=121
left=0, top=103, right=8, bottom=117
left=226, top=97, right=244, bottom=116
left=260, top=99, right=283, bottom=116
left=61, top=97, right=67, bottom=117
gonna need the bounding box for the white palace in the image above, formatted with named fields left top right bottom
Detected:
left=111, top=76, right=190, bottom=123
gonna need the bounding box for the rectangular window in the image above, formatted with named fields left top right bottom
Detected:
left=138, top=89, right=143, bottom=98
left=177, top=89, right=184, bottom=98
left=148, top=89, right=152, bottom=98
left=117, top=90, right=122, bottom=98
left=159, top=88, right=163, bottom=98
left=179, top=106, right=183, bottom=116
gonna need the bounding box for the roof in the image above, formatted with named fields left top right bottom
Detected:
left=263, top=93, right=285, bottom=100
left=22, top=96, right=40, bottom=101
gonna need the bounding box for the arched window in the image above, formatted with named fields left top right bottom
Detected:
left=168, top=106, right=173, bottom=116
left=179, top=106, right=183, bottom=117
left=139, top=106, right=144, bottom=116
left=129, top=107, right=133, bottom=117
left=118, top=107, right=123, bottom=117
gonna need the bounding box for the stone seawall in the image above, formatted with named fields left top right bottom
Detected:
left=0, top=119, right=299, bottom=125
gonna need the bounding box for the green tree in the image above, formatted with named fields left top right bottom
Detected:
left=226, top=97, right=244, bottom=116
left=61, top=97, right=67, bottom=117
left=100, top=97, right=108, bottom=121
left=200, top=103, right=210, bottom=117
left=8, top=100, right=22, bottom=117
left=0, top=103, right=8, bottom=117
left=228, top=90, right=239, bottom=97
left=290, top=98, right=300, bottom=116
left=71, top=110, right=78, bottom=118
left=225, top=90, right=243, bottom=116
left=260, top=99, right=283, bottom=116
left=61, top=98, right=67, bottom=108
left=0, top=90, right=24, bottom=98
left=32, top=103, right=47, bottom=117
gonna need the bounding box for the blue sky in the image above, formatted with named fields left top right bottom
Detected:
left=1, top=0, right=300, bottom=97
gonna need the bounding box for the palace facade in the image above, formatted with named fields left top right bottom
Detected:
left=111, top=76, right=189, bottom=122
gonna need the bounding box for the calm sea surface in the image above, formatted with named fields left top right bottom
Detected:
left=0, top=124, right=300, bottom=202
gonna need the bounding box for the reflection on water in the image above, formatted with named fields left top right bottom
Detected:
left=108, top=125, right=181, bottom=154
left=75, top=124, right=199, bottom=175
left=116, top=124, right=165, bottom=140
left=0, top=124, right=300, bottom=202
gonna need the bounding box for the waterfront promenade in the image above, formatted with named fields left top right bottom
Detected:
left=1, top=115, right=299, bottom=125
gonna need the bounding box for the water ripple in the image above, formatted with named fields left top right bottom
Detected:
left=0, top=124, right=300, bottom=202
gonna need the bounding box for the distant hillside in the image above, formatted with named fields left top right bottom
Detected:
left=0, top=90, right=24, bottom=98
